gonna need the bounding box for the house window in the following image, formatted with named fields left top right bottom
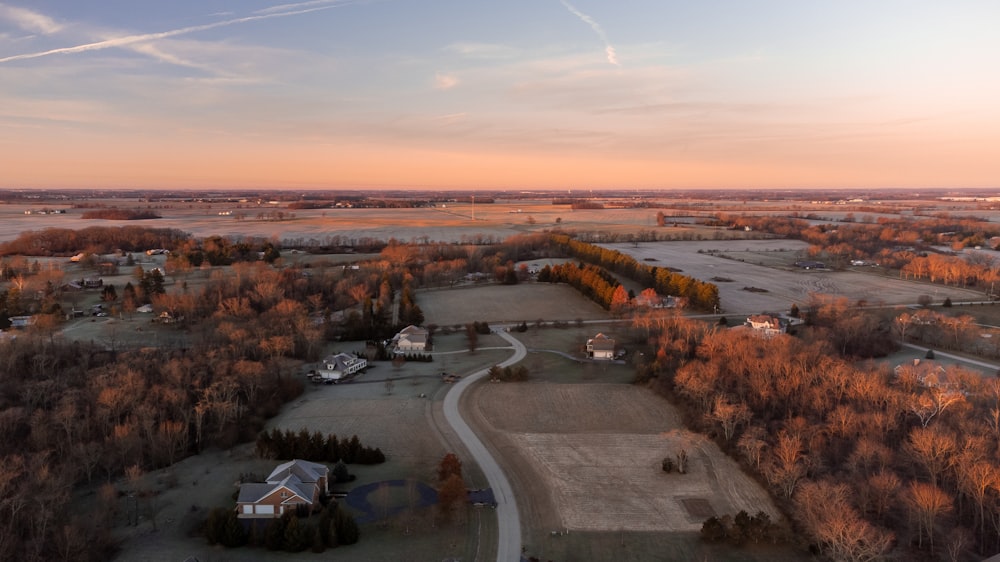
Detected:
left=280, top=491, right=288, bottom=498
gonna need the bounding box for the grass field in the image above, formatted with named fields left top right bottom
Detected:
left=419, top=282, right=612, bottom=326
left=604, top=240, right=988, bottom=314
left=0, top=199, right=736, bottom=247
left=462, top=327, right=805, bottom=561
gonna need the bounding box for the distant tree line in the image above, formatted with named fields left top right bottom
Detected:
left=255, top=429, right=385, bottom=465
left=80, top=209, right=161, bottom=220
left=0, top=226, right=190, bottom=256
left=539, top=261, right=619, bottom=310
left=547, top=234, right=720, bottom=311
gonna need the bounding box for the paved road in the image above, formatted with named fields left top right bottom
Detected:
left=442, top=328, right=525, bottom=562
left=902, top=342, right=1000, bottom=373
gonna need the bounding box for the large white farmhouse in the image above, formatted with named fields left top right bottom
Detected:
left=394, top=325, right=428, bottom=352
left=316, top=352, right=367, bottom=382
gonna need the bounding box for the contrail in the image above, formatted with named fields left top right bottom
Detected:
left=0, top=1, right=351, bottom=64
left=559, top=0, right=619, bottom=66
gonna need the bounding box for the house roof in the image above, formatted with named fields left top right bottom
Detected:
left=396, top=325, right=427, bottom=346
left=588, top=333, right=615, bottom=351
left=322, top=352, right=363, bottom=371
left=747, top=314, right=783, bottom=329
left=267, top=459, right=328, bottom=485
left=238, top=459, right=328, bottom=506
left=236, top=482, right=276, bottom=504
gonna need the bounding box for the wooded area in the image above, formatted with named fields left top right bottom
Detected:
left=637, top=304, right=1000, bottom=560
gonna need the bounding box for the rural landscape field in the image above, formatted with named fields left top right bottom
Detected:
left=4, top=189, right=1000, bottom=562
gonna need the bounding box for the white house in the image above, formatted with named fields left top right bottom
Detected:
left=316, top=352, right=367, bottom=382
left=586, top=333, right=616, bottom=360
left=236, top=459, right=329, bottom=519
left=394, top=325, right=428, bottom=352
left=745, top=314, right=787, bottom=338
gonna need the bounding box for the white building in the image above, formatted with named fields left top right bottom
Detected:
left=316, top=352, right=367, bottom=382
left=394, top=325, right=428, bottom=352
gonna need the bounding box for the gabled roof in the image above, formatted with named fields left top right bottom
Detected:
left=747, top=314, right=784, bottom=329
left=588, top=333, right=615, bottom=350
left=237, top=482, right=276, bottom=504
left=267, top=459, right=328, bottom=485
left=396, top=325, right=427, bottom=346
left=237, top=474, right=314, bottom=505
left=270, top=474, right=315, bottom=504
left=322, top=352, right=363, bottom=370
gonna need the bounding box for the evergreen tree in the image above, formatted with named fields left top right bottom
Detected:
left=332, top=461, right=351, bottom=483
left=264, top=515, right=287, bottom=550
left=221, top=510, right=248, bottom=547
left=283, top=516, right=311, bottom=552
left=333, top=508, right=360, bottom=545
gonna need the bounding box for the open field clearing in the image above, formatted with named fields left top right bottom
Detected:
left=604, top=240, right=988, bottom=314
left=460, top=326, right=796, bottom=560
left=419, top=283, right=611, bottom=326
left=0, top=200, right=731, bottom=246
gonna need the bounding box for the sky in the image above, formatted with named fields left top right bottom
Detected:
left=1, top=0, right=998, bottom=191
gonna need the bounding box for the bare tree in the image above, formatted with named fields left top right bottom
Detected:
left=795, top=479, right=894, bottom=562
left=906, top=481, right=952, bottom=550
left=708, top=395, right=751, bottom=442
left=906, top=426, right=957, bottom=486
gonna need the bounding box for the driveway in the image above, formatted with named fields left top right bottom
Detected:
left=442, top=328, right=525, bottom=562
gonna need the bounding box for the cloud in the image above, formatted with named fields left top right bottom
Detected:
left=0, top=1, right=351, bottom=64
left=558, top=0, right=619, bottom=66
left=0, top=3, right=63, bottom=35
left=254, top=0, right=355, bottom=16
left=446, top=42, right=518, bottom=60
left=435, top=72, right=459, bottom=90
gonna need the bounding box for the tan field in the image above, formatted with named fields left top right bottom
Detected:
left=0, top=199, right=718, bottom=246
left=603, top=239, right=988, bottom=314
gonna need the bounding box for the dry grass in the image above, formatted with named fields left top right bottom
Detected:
left=419, top=283, right=611, bottom=326
left=605, top=240, right=987, bottom=314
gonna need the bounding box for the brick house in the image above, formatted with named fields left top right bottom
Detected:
left=236, top=459, right=329, bottom=518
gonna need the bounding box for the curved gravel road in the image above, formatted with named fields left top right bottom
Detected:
left=442, top=328, right=525, bottom=562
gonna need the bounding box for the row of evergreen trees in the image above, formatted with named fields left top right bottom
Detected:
left=204, top=502, right=359, bottom=551
left=255, top=429, right=386, bottom=465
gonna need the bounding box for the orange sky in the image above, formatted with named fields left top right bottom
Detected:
left=1, top=1, right=998, bottom=190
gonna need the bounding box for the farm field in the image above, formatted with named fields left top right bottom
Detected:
left=0, top=199, right=733, bottom=246
left=460, top=329, right=803, bottom=561
left=419, top=282, right=611, bottom=327
left=603, top=240, right=988, bottom=314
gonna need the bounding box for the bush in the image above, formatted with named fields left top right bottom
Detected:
left=701, top=511, right=782, bottom=546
